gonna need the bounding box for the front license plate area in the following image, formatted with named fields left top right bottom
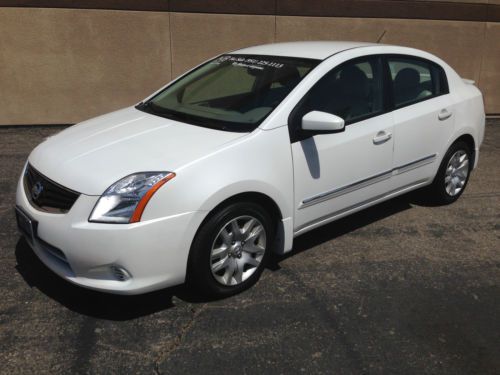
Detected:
left=15, top=207, right=37, bottom=245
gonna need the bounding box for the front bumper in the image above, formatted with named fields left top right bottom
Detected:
left=16, top=175, right=205, bottom=295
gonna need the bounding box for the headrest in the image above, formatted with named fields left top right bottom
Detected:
left=394, top=68, right=420, bottom=88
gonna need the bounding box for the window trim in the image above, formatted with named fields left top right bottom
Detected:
left=383, top=54, right=450, bottom=111
left=288, top=53, right=450, bottom=143
left=288, top=55, right=386, bottom=143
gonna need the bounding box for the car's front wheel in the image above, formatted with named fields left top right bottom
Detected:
left=428, top=140, right=473, bottom=204
left=187, top=202, right=274, bottom=297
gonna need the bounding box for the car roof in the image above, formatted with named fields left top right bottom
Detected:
left=231, top=41, right=380, bottom=60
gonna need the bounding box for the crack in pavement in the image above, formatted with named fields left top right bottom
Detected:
left=153, top=303, right=207, bottom=375
left=97, top=341, right=154, bottom=361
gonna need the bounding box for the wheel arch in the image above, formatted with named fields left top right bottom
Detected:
left=190, top=189, right=292, bottom=262
left=451, top=133, right=476, bottom=168
left=207, top=191, right=283, bottom=222
left=197, top=191, right=284, bottom=240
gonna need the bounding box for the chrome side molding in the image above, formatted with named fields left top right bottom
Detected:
left=299, top=154, right=437, bottom=209
left=393, top=154, right=437, bottom=175
left=295, top=179, right=429, bottom=234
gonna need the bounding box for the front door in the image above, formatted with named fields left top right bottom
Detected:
left=290, top=56, right=394, bottom=233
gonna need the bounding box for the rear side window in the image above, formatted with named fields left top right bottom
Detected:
left=388, top=57, right=448, bottom=108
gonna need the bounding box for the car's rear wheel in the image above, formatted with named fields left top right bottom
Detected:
left=428, top=141, right=472, bottom=204
left=187, top=202, right=274, bottom=297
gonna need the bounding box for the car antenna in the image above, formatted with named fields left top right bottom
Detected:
left=377, top=30, right=387, bottom=43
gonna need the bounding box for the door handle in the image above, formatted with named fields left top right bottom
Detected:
left=438, top=109, right=452, bottom=121
left=373, top=131, right=392, bottom=145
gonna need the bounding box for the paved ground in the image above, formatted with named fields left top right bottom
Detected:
left=0, top=121, right=499, bottom=375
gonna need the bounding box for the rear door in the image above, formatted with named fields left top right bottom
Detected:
left=386, top=56, right=454, bottom=190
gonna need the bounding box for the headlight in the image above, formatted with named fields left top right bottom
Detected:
left=89, top=172, right=175, bottom=223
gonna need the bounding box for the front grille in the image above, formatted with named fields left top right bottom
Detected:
left=24, top=164, right=80, bottom=213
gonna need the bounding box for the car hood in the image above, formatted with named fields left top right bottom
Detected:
left=29, top=107, right=247, bottom=195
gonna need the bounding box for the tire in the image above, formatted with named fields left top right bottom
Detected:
left=428, top=140, right=473, bottom=205
left=187, top=201, right=275, bottom=298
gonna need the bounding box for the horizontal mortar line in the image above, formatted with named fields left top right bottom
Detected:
left=0, top=1, right=499, bottom=23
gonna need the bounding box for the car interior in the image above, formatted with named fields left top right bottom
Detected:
left=393, top=67, right=433, bottom=106
left=296, top=59, right=437, bottom=126
left=298, top=61, right=382, bottom=123
left=151, top=55, right=442, bottom=129
left=178, top=64, right=311, bottom=123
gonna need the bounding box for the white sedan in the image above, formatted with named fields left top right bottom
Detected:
left=15, top=41, right=485, bottom=297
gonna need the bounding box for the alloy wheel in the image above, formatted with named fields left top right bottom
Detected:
left=210, top=216, right=267, bottom=286
left=444, top=150, right=469, bottom=196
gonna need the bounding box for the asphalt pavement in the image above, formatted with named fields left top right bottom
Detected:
left=0, top=120, right=499, bottom=374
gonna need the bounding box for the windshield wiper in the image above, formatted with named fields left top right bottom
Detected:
left=138, top=102, right=180, bottom=118
left=138, top=102, right=205, bottom=125
left=136, top=101, right=251, bottom=133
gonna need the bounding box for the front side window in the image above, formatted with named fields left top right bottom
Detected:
left=388, top=57, right=447, bottom=108
left=291, top=56, right=384, bottom=129
left=138, top=55, right=318, bottom=131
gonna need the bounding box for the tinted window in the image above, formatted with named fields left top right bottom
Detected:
left=388, top=57, right=447, bottom=107
left=182, top=65, right=256, bottom=103
left=435, top=64, right=449, bottom=96
left=138, top=55, right=318, bottom=132
left=293, top=56, right=384, bottom=126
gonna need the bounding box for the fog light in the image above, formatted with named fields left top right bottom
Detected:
left=110, top=265, right=131, bottom=282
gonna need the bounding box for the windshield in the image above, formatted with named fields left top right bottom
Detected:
left=137, top=54, right=319, bottom=132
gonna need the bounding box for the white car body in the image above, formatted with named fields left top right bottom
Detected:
left=16, top=42, right=485, bottom=294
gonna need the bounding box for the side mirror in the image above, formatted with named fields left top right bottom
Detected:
left=301, top=111, right=345, bottom=133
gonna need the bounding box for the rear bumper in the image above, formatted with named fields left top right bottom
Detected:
left=16, top=174, right=205, bottom=295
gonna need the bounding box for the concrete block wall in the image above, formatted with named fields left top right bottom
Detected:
left=0, top=1, right=499, bottom=125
